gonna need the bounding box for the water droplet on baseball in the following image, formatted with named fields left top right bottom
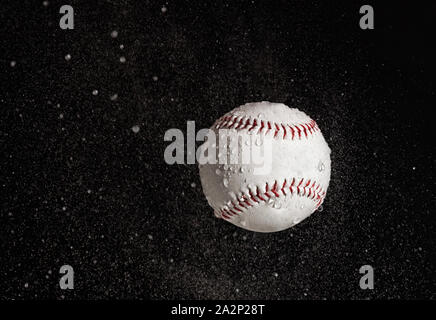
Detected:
left=318, top=161, right=325, bottom=172
left=267, top=198, right=274, bottom=206
left=223, top=164, right=229, bottom=171
left=239, top=167, right=244, bottom=173
left=293, top=217, right=302, bottom=225
left=223, top=178, right=229, bottom=188
left=300, top=205, right=304, bottom=209
left=215, top=169, right=221, bottom=175
left=255, top=137, right=263, bottom=146
left=258, top=113, right=264, bottom=119
left=273, top=201, right=281, bottom=209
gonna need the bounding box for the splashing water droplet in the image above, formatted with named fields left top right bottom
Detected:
left=131, top=125, right=140, bottom=133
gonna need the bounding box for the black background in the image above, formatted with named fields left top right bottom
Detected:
left=1, top=0, right=434, bottom=300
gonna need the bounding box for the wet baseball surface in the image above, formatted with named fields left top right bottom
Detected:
left=1, top=1, right=434, bottom=299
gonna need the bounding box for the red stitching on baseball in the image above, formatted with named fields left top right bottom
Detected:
left=214, top=114, right=319, bottom=140
left=217, top=177, right=326, bottom=219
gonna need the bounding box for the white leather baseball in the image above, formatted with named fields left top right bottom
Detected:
left=199, top=102, right=331, bottom=233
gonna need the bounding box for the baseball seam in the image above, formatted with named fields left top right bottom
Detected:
left=215, top=114, right=319, bottom=140
left=215, top=177, right=326, bottom=220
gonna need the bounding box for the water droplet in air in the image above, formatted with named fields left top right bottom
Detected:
left=111, top=30, right=118, bottom=38
left=161, top=6, right=167, bottom=13
left=64, top=54, right=71, bottom=61
left=110, top=93, right=118, bottom=101
left=223, top=164, right=229, bottom=171
left=317, top=205, right=323, bottom=212
left=10, top=61, right=16, bottom=67
left=92, top=89, right=98, bottom=96
left=119, top=56, right=126, bottom=63
left=131, top=125, right=140, bottom=133
left=190, top=182, right=196, bottom=188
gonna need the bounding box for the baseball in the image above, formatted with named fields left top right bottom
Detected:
left=199, top=101, right=331, bottom=232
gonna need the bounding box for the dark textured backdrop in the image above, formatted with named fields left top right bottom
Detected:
left=1, top=0, right=434, bottom=299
